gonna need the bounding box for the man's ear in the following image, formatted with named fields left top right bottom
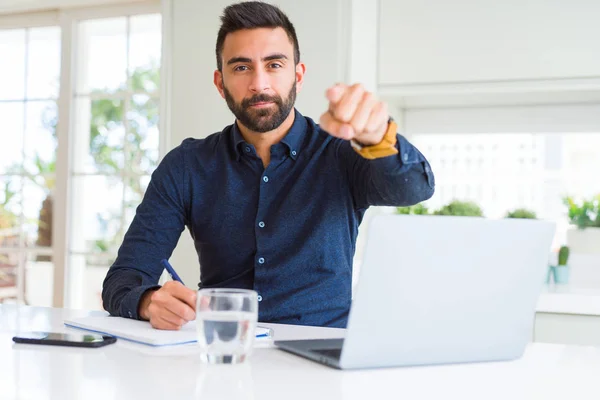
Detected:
left=214, top=70, right=225, bottom=99
left=295, top=62, right=306, bottom=93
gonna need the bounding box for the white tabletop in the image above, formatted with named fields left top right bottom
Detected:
left=2, top=305, right=600, bottom=400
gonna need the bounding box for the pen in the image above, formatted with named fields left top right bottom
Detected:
left=161, top=259, right=185, bottom=285
left=256, top=326, right=274, bottom=338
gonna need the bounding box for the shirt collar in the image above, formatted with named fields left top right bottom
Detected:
left=232, top=108, right=306, bottom=161
left=232, top=123, right=247, bottom=161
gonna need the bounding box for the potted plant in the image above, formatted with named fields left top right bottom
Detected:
left=563, top=195, right=600, bottom=254
left=0, top=182, right=17, bottom=230
left=433, top=200, right=484, bottom=217
left=505, top=208, right=537, bottom=219
left=0, top=183, right=19, bottom=298
left=553, top=246, right=570, bottom=284
left=396, top=203, right=429, bottom=215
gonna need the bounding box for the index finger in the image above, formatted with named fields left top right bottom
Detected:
left=325, top=83, right=347, bottom=105
left=165, top=281, right=197, bottom=310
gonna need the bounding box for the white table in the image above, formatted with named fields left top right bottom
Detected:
left=2, top=305, right=600, bottom=400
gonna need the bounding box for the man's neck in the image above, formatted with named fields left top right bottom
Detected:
left=237, top=110, right=296, bottom=168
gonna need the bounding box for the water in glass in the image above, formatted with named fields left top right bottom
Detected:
left=196, top=289, right=258, bottom=364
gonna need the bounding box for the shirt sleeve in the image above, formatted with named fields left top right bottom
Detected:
left=101, top=144, right=188, bottom=319
left=336, top=133, right=436, bottom=210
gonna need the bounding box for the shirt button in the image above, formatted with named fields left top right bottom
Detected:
left=258, top=257, right=265, bottom=264
left=128, top=311, right=133, bottom=318
left=291, top=150, right=297, bottom=156
left=245, top=146, right=251, bottom=153
left=257, top=295, right=263, bottom=302
left=258, top=221, right=265, bottom=228
left=403, top=153, right=409, bottom=161
left=263, top=176, right=269, bottom=183
left=425, top=165, right=430, bottom=172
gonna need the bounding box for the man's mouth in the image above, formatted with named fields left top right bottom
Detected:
left=249, top=101, right=274, bottom=108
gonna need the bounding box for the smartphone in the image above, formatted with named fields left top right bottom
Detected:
left=12, top=332, right=117, bottom=348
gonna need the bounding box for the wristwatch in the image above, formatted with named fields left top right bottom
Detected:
left=350, top=118, right=399, bottom=160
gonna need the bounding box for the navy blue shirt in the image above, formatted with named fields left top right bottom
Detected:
left=102, top=109, right=434, bottom=328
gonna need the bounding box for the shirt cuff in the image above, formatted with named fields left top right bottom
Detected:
left=370, top=134, right=435, bottom=188
left=371, top=135, right=416, bottom=165
left=119, top=284, right=161, bottom=320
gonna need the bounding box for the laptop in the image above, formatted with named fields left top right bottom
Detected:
left=275, top=214, right=555, bottom=370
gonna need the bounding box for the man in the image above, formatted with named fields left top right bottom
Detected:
left=102, top=1, right=434, bottom=329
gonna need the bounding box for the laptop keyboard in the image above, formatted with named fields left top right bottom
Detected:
left=312, top=348, right=342, bottom=360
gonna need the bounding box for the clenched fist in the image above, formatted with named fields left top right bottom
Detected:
left=319, top=83, right=389, bottom=146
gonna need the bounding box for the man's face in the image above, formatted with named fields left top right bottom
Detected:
left=215, top=27, right=305, bottom=133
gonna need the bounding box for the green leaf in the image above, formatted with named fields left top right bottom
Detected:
left=505, top=208, right=537, bottom=219
left=396, top=203, right=429, bottom=215
left=563, top=194, right=600, bottom=229
left=433, top=200, right=484, bottom=217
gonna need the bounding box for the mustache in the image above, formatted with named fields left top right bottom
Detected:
left=242, top=94, right=282, bottom=108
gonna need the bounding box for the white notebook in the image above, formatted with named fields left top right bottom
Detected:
left=64, top=316, right=272, bottom=347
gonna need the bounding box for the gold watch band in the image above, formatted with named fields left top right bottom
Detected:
left=350, top=119, right=399, bottom=160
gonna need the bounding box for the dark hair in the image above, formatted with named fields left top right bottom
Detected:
left=216, top=1, right=300, bottom=71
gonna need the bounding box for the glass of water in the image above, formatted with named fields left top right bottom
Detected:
left=196, top=288, right=258, bottom=364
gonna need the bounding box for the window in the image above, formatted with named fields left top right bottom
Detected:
left=0, top=25, right=61, bottom=305
left=410, top=132, right=600, bottom=249
left=0, top=2, right=162, bottom=309
left=68, top=13, right=162, bottom=310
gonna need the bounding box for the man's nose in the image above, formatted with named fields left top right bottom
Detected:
left=249, top=68, right=270, bottom=93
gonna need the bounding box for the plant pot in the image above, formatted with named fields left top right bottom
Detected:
left=567, top=227, right=600, bottom=254
left=553, top=265, right=570, bottom=284
left=546, top=266, right=555, bottom=284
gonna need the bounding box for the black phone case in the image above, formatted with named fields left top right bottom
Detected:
left=12, top=335, right=117, bottom=348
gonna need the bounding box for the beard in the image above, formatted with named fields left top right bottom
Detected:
left=223, top=80, right=296, bottom=133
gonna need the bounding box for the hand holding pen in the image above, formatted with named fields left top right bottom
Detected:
left=138, top=259, right=197, bottom=330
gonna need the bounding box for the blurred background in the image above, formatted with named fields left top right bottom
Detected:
left=1, top=0, right=599, bottom=345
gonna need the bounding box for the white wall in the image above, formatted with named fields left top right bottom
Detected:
left=376, top=0, right=600, bottom=144
left=404, top=103, right=600, bottom=134
left=378, top=0, right=600, bottom=87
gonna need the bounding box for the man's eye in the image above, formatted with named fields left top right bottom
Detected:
left=270, top=63, right=282, bottom=69
left=235, top=65, right=249, bottom=72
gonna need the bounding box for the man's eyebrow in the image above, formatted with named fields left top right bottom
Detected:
left=262, top=53, right=288, bottom=62
left=227, top=56, right=252, bottom=65
left=226, top=53, right=288, bottom=65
